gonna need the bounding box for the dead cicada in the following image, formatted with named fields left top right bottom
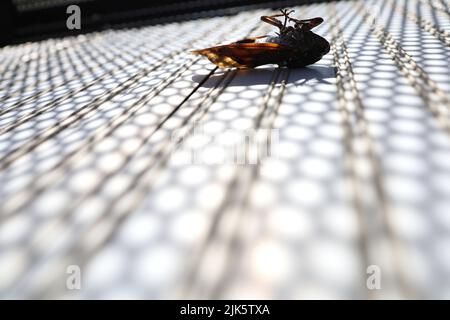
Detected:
left=191, top=9, right=330, bottom=69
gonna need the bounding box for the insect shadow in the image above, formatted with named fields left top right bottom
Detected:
left=192, top=65, right=335, bottom=88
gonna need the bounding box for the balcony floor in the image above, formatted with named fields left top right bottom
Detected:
left=1, top=0, right=450, bottom=299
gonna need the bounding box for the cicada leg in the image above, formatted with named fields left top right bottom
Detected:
left=261, top=9, right=296, bottom=33
left=290, top=17, right=324, bottom=31
left=260, top=14, right=284, bottom=30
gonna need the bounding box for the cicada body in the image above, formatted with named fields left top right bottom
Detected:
left=191, top=10, right=330, bottom=69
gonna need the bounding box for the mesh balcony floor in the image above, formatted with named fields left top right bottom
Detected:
left=1, top=0, right=450, bottom=299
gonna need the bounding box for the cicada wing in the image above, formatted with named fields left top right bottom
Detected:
left=191, top=43, right=295, bottom=68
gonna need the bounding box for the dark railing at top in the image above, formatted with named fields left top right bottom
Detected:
left=1, top=0, right=335, bottom=47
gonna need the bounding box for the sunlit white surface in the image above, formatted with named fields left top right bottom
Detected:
left=1, top=0, right=450, bottom=299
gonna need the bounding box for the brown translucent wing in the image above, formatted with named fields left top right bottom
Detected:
left=191, top=42, right=295, bottom=68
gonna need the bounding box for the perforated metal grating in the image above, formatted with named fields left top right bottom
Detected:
left=1, top=0, right=450, bottom=299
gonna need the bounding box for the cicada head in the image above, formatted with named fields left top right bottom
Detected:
left=316, top=33, right=330, bottom=56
